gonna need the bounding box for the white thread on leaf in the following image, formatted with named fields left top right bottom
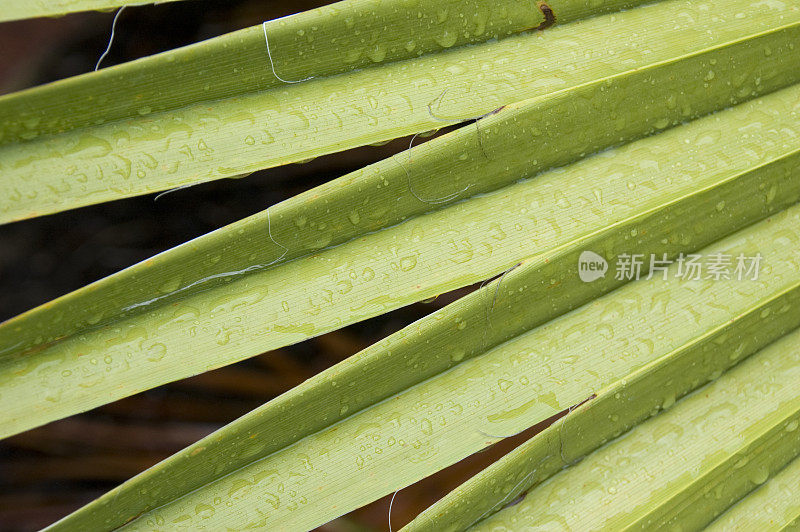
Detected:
left=400, top=133, right=471, bottom=205
left=262, top=21, right=314, bottom=84
left=407, top=133, right=421, bottom=157
left=122, top=207, right=287, bottom=313
left=480, top=262, right=522, bottom=349
left=427, top=89, right=460, bottom=123
left=388, top=489, right=401, bottom=532
left=491, top=262, right=521, bottom=311
left=154, top=183, right=198, bottom=202
left=266, top=208, right=289, bottom=266
left=426, top=87, right=502, bottom=159
left=122, top=264, right=264, bottom=313
left=95, top=7, right=125, bottom=71
left=426, top=89, right=495, bottom=125
left=397, top=158, right=471, bottom=205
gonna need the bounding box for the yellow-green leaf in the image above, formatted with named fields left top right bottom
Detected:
left=467, top=328, right=800, bottom=530
left=3, top=64, right=800, bottom=438
left=2, top=0, right=794, bottom=221
left=47, top=193, right=800, bottom=530
left=707, top=454, right=800, bottom=531
left=0, top=0, right=188, bottom=22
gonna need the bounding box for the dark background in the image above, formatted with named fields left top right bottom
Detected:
left=0, top=3, right=552, bottom=529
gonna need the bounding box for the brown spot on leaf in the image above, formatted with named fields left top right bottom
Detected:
left=535, top=1, right=556, bottom=31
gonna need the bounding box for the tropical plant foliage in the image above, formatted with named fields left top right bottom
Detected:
left=0, top=0, right=799, bottom=530
left=0, top=0, right=189, bottom=22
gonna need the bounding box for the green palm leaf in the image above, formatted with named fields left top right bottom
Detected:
left=2, top=0, right=792, bottom=222
left=0, top=0, right=189, bottom=22
left=3, top=13, right=800, bottom=436
left=707, top=455, right=800, bottom=531
left=48, top=198, right=800, bottom=530
left=2, top=0, right=799, bottom=529
left=461, top=329, right=800, bottom=530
